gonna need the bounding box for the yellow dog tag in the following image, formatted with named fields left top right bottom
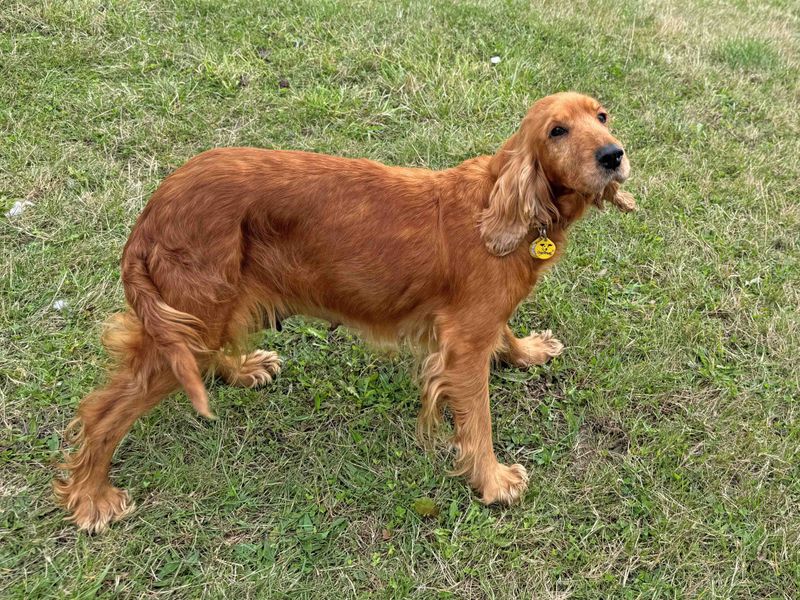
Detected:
left=530, top=235, right=556, bottom=260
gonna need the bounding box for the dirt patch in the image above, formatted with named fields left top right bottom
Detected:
left=523, top=371, right=569, bottom=402
left=572, top=416, right=629, bottom=475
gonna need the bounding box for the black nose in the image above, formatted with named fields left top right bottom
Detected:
left=596, top=144, right=624, bottom=170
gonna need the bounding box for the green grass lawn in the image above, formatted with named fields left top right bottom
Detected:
left=2, top=0, right=799, bottom=597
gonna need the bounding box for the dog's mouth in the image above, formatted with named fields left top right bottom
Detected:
left=611, top=156, right=631, bottom=183
left=587, top=163, right=629, bottom=194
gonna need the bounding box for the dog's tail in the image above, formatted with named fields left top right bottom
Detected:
left=120, top=246, right=214, bottom=418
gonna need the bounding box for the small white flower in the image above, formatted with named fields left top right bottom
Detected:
left=6, top=200, right=32, bottom=218
left=52, top=299, right=67, bottom=310
left=490, top=56, right=501, bottom=65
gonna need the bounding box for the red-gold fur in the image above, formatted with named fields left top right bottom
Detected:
left=55, top=92, right=635, bottom=532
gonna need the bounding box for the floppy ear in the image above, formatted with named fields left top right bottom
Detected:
left=480, top=135, right=557, bottom=256
left=595, top=181, right=637, bottom=212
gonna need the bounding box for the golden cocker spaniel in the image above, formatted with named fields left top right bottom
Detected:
left=56, top=92, right=636, bottom=532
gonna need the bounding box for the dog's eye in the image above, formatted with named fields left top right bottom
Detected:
left=598, top=113, right=608, bottom=124
left=549, top=126, right=568, bottom=138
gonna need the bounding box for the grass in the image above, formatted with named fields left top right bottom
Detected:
left=1, top=0, right=799, bottom=597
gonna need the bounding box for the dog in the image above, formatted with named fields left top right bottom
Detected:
left=55, top=92, right=635, bottom=532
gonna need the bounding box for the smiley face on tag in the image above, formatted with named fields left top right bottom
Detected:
left=530, top=236, right=556, bottom=260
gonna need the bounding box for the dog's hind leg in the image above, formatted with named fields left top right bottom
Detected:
left=54, top=314, right=183, bottom=532
left=494, top=324, right=563, bottom=368
left=215, top=350, right=282, bottom=388
left=54, top=364, right=178, bottom=533
left=212, top=297, right=283, bottom=388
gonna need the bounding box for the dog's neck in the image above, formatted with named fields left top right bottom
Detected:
left=547, top=189, right=595, bottom=234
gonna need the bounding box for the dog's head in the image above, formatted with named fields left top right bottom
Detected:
left=481, top=92, right=630, bottom=256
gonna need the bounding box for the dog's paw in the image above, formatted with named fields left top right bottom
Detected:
left=532, top=329, right=564, bottom=361
left=55, top=481, right=135, bottom=534
left=508, top=330, right=564, bottom=368
left=225, top=350, right=282, bottom=388
left=610, top=190, right=637, bottom=212
left=479, top=463, right=529, bottom=506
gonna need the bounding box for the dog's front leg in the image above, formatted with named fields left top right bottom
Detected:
left=419, top=325, right=528, bottom=505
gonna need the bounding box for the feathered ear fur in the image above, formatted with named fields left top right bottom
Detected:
left=595, top=181, right=637, bottom=212
left=480, top=132, right=557, bottom=256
